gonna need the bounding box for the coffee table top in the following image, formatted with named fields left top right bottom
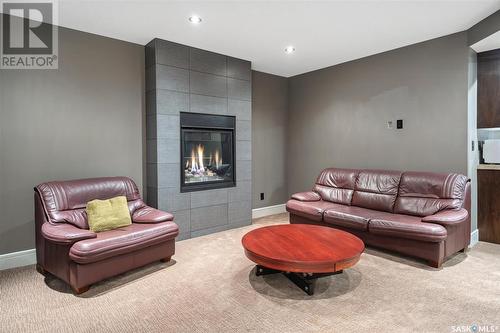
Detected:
left=242, top=224, right=364, bottom=273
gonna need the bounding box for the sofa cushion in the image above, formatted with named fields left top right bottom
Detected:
left=394, top=172, right=468, bottom=217
left=352, top=170, right=402, bottom=212
left=69, top=222, right=179, bottom=264
left=313, top=168, right=358, bottom=205
left=323, top=205, right=400, bottom=231
left=286, top=200, right=339, bottom=222
left=369, top=215, right=447, bottom=242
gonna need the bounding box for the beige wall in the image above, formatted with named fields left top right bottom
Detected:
left=0, top=25, right=145, bottom=255
left=287, top=32, right=470, bottom=195
left=252, top=71, right=289, bottom=208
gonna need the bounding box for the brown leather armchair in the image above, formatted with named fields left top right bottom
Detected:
left=34, top=177, right=178, bottom=294
left=286, top=168, right=471, bottom=268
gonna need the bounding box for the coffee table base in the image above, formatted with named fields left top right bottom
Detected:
left=255, top=265, right=342, bottom=295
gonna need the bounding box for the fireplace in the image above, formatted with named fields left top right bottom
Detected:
left=180, top=112, right=236, bottom=192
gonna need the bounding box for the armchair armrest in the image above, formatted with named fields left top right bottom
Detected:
left=291, top=191, right=321, bottom=202
left=421, top=208, right=468, bottom=226
left=132, top=206, right=174, bottom=223
left=41, top=222, right=96, bottom=244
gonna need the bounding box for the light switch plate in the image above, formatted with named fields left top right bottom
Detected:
left=397, top=119, right=403, bottom=129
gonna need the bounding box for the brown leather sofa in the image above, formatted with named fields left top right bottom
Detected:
left=34, top=177, right=178, bottom=294
left=286, top=168, right=471, bottom=268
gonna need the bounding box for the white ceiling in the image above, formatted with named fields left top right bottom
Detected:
left=471, top=30, right=500, bottom=53
left=19, top=1, right=500, bottom=76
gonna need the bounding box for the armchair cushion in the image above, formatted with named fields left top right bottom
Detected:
left=421, top=208, right=468, bottom=226
left=132, top=206, right=174, bottom=223
left=291, top=191, right=321, bottom=202
left=48, top=208, right=89, bottom=230
left=69, top=221, right=179, bottom=264
left=42, top=222, right=96, bottom=244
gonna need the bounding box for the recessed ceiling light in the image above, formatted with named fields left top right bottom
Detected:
left=284, top=46, right=295, bottom=54
left=189, top=15, right=202, bottom=24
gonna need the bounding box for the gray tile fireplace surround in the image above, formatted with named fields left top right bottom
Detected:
left=145, top=39, right=252, bottom=240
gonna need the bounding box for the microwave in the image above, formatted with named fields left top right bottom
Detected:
left=482, top=139, right=500, bottom=164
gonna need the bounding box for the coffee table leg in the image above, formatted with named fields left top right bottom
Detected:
left=284, top=273, right=316, bottom=295
left=285, top=271, right=343, bottom=295
left=255, top=266, right=343, bottom=296
left=255, top=265, right=280, bottom=276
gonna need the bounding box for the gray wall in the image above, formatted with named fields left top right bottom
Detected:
left=145, top=39, right=252, bottom=240
left=252, top=71, right=289, bottom=209
left=468, top=9, right=500, bottom=46
left=0, top=25, right=145, bottom=255
left=0, top=19, right=484, bottom=256
left=287, top=32, right=470, bottom=194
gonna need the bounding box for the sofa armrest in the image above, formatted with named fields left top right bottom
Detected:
left=291, top=191, right=321, bottom=202
left=41, top=222, right=96, bottom=244
left=421, top=208, right=469, bottom=226
left=132, top=206, right=174, bottom=223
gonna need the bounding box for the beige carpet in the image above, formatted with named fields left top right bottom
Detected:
left=1, top=213, right=499, bottom=333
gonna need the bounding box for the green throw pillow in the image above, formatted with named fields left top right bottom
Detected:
left=86, top=196, right=132, bottom=232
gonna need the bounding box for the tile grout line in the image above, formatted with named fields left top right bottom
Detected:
left=155, top=62, right=251, bottom=82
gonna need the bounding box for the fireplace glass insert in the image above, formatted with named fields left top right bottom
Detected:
left=180, top=112, right=236, bottom=192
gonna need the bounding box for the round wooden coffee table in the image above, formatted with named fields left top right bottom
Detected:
left=242, top=224, right=364, bottom=295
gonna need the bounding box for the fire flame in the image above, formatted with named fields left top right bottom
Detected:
left=197, top=145, right=205, bottom=172
left=191, top=149, right=197, bottom=172
left=214, top=150, right=222, bottom=169
left=187, top=145, right=222, bottom=172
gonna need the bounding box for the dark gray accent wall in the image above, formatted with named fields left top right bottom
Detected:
left=0, top=24, right=145, bottom=255
left=287, top=32, right=470, bottom=195
left=468, top=9, right=500, bottom=46
left=252, top=71, right=289, bottom=209
left=145, top=39, right=252, bottom=240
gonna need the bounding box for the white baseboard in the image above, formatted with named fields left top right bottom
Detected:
left=0, top=249, right=36, bottom=271
left=252, top=204, right=286, bottom=219
left=470, top=229, right=479, bottom=247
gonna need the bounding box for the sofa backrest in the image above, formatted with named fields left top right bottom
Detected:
left=394, top=172, right=468, bottom=217
left=311, top=167, right=469, bottom=216
left=313, top=168, right=358, bottom=205
left=34, top=177, right=144, bottom=229
left=351, top=170, right=402, bottom=212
